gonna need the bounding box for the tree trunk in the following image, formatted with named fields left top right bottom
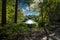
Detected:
left=2, top=0, right=6, bottom=26
left=14, top=0, right=18, bottom=23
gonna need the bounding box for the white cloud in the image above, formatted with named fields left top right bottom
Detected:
left=22, top=8, right=26, bottom=16
left=33, top=0, right=40, bottom=3
left=30, top=4, right=35, bottom=8
left=26, top=6, right=30, bottom=10
left=22, top=9, right=26, bottom=12
left=33, top=0, right=43, bottom=3
left=40, top=0, right=43, bottom=2
left=30, top=3, right=39, bottom=10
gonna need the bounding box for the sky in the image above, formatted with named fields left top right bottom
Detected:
left=18, top=0, right=42, bottom=16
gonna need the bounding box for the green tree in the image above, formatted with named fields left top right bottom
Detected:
left=0, top=0, right=2, bottom=24
left=6, top=0, right=15, bottom=23
left=2, top=0, right=6, bottom=26
left=14, top=0, right=18, bottom=23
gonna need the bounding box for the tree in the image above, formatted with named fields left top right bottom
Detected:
left=6, top=0, right=15, bottom=23
left=2, top=0, right=6, bottom=26
left=0, top=0, right=2, bottom=24
left=14, top=0, right=18, bottom=23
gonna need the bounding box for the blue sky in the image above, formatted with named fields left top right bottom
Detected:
left=18, top=0, right=39, bottom=16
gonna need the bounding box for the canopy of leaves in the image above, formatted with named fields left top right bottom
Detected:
left=0, top=0, right=60, bottom=40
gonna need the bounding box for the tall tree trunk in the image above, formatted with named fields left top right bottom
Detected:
left=14, top=0, right=18, bottom=23
left=2, top=0, right=6, bottom=26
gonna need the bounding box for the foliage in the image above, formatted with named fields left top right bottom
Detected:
left=6, top=0, right=15, bottom=23
left=0, top=0, right=60, bottom=40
